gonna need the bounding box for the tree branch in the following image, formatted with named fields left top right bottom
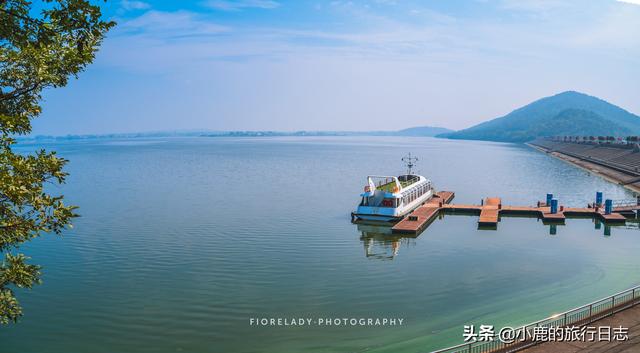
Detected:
left=0, top=7, right=47, bottom=29
left=0, top=82, right=41, bottom=102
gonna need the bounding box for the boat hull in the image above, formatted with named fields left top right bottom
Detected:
left=353, top=189, right=434, bottom=222
left=351, top=213, right=401, bottom=222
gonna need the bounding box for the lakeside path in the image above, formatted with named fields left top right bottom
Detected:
left=521, top=305, right=640, bottom=353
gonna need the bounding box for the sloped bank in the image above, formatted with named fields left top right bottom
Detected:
left=527, top=139, right=640, bottom=194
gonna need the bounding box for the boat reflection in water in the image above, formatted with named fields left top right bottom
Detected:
left=357, top=223, right=418, bottom=260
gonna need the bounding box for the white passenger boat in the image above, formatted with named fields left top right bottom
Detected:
left=352, top=154, right=434, bottom=222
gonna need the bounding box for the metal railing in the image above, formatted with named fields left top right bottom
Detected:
left=399, top=175, right=421, bottom=187
left=431, top=284, right=640, bottom=353
left=612, top=199, right=640, bottom=208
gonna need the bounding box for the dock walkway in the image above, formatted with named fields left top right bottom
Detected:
left=391, top=191, right=634, bottom=235
left=479, top=197, right=501, bottom=225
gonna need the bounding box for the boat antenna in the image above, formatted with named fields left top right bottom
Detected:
left=401, top=153, right=418, bottom=175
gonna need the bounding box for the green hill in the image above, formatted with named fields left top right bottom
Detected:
left=439, top=91, right=640, bottom=142
left=528, top=109, right=631, bottom=138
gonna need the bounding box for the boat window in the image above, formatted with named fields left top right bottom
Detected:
left=381, top=198, right=394, bottom=207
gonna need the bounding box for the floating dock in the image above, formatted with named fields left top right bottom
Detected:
left=479, top=197, right=500, bottom=225
left=391, top=191, right=633, bottom=235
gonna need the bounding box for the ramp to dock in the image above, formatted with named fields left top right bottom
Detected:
left=391, top=191, right=455, bottom=234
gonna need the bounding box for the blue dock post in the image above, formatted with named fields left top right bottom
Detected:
left=550, top=199, right=558, bottom=214
left=546, top=193, right=553, bottom=206
left=596, top=192, right=603, bottom=206
left=605, top=199, right=613, bottom=215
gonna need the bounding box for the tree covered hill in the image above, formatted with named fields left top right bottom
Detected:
left=439, top=91, right=640, bottom=142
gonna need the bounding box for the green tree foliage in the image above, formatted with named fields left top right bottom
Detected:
left=0, top=0, right=113, bottom=324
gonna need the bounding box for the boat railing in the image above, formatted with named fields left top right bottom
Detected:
left=430, top=284, right=640, bottom=353
left=375, top=177, right=396, bottom=188
left=399, top=175, right=421, bottom=188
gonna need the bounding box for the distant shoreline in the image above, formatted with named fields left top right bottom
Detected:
left=17, top=127, right=453, bottom=142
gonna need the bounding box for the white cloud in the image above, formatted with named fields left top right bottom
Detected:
left=121, top=0, right=151, bottom=11
left=617, top=0, right=640, bottom=5
left=571, top=3, right=640, bottom=49
left=105, top=0, right=640, bottom=72
left=500, top=0, right=571, bottom=12
left=94, top=3, right=640, bottom=130
left=204, top=0, right=280, bottom=11
left=118, top=10, right=230, bottom=37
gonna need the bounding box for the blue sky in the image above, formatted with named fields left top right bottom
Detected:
left=32, top=0, right=640, bottom=135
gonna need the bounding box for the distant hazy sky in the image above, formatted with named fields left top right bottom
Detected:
left=31, top=0, right=640, bottom=135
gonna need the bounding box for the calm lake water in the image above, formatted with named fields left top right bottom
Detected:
left=2, top=136, right=640, bottom=353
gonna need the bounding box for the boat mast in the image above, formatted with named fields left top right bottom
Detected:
left=401, top=153, right=418, bottom=175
